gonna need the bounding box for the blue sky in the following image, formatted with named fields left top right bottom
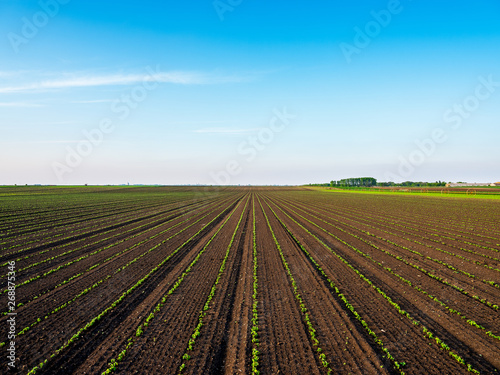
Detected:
left=1, top=0, right=499, bottom=185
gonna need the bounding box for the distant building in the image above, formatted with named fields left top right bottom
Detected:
left=491, top=182, right=500, bottom=187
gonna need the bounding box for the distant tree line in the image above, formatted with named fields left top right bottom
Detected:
left=330, top=177, right=377, bottom=187
left=308, top=178, right=446, bottom=188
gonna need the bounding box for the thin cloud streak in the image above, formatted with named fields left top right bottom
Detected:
left=0, top=71, right=252, bottom=94
left=0, top=102, right=44, bottom=107
left=0, top=140, right=124, bottom=144
left=71, top=99, right=115, bottom=104
left=0, top=70, right=31, bottom=78
left=193, top=127, right=261, bottom=134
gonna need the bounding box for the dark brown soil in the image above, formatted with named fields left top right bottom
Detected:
left=0, top=187, right=498, bottom=375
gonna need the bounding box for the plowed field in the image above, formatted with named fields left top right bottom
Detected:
left=1, top=186, right=499, bottom=374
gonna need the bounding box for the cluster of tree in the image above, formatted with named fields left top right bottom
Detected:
left=377, top=181, right=446, bottom=187
left=330, top=177, right=377, bottom=187
left=308, top=179, right=447, bottom=188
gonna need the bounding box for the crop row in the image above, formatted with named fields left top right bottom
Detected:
left=312, top=197, right=500, bottom=259
left=0, top=196, right=218, bottom=277
left=0, top=197, right=226, bottom=300
left=258, top=196, right=332, bottom=373
left=0, top=197, right=173, bottom=245
left=251, top=197, right=260, bottom=374
left=310, top=193, right=500, bottom=242
left=275, top=198, right=500, bottom=342
left=278, top=197, right=499, bottom=311
left=325, top=201, right=500, bottom=274
left=285, top=190, right=500, bottom=241
left=3, top=191, right=217, bottom=246
left=262, top=196, right=405, bottom=373
left=0, top=196, right=146, bottom=229
left=178, top=197, right=249, bottom=373
left=0, top=197, right=235, bottom=341
left=25, top=196, right=242, bottom=374
left=266, top=196, right=481, bottom=374
left=0, top=198, right=169, bottom=245
left=1, top=200, right=186, bottom=255
left=102, top=196, right=247, bottom=374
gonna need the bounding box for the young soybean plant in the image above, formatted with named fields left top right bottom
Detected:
left=178, top=198, right=249, bottom=373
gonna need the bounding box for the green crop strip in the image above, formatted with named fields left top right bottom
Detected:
left=298, top=197, right=500, bottom=264
left=262, top=197, right=405, bottom=374
left=4, top=195, right=220, bottom=271
left=317, top=186, right=500, bottom=201
left=304, top=189, right=500, bottom=236
left=1, top=194, right=209, bottom=252
left=0, top=197, right=228, bottom=300
left=0, top=199, right=155, bottom=236
left=25, top=196, right=241, bottom=374
left=316, top=201, right=500, bottom=277
left=251, top=195, right=260, bottom=374
left=0, top=198, right=211, bottom=277
left=0, top=198, right=167, bottom=244
left=274, top=197, right=500, bottom=343
left=0, top=192, right=150, bottom=221
left=316, top=191, right=500, bottom=241
left=362, top=210, right=500, bottom=255
left=2, top=195, right=211, bottom=252
left=257, top=196, right=333, bottom=374
left=1, top=201, right=169, bottom=254
left=0, top=194, right=206, bottom=238
left=101, top=196, right=247, bottom=375
left=311, top=194, right=500, bottom=247
left=266, top=197, right=481, bottom=374
left=8, top=199, right=224, bottom=315
left=277, top=196, right=500, bottom=312
left=0, top=198, right=234, bottom=347
left=177, top=196, right=249, bottom=373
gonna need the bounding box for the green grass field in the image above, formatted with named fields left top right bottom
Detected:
left=307, top=186, right=500, bottom=200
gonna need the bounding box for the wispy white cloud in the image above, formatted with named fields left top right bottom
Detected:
left=29, top=140, right=84, bottom=144
left=0, top=140, right=123, bottom=144
left=0, top=70, right=31, bottom=78
left=168, top=120, right=234, bottom=126
left=20, top=121, right=84, bottom=126
left=0, top=140, right=81, bottom=144
left=0, top=70, right=251, bottom=94
left=0, top=102, right=44, bottom=107
left=71, top=99, right=114, bottom=104
left=193, top=127, right=261, bottom=134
